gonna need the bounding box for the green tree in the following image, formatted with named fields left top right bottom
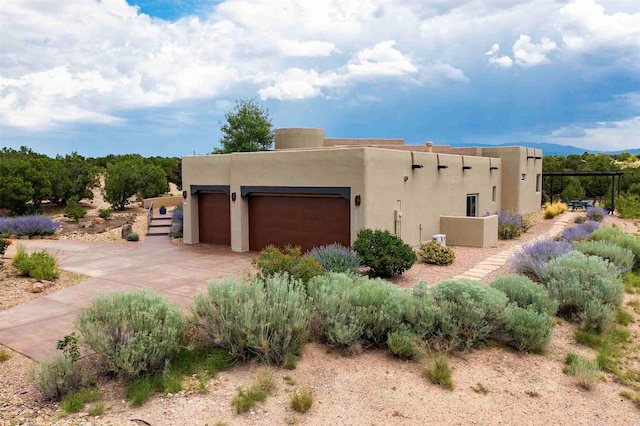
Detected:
left=50, top=153, right=99, bottom=206
left=0, top=147, right=53, bottom=214
left=103, top=158, right=168, bottom=210
left=215, top=99, right=274, bottom=153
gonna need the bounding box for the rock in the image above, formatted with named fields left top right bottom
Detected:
left=40, top=280, right=53, bottom=288
left=121, top=224, right=133, bottom=239
left=19, top=235, right=29, bottom=240
left=9, top=234, right=18, bottom=239
left=93, top=217, right=105, bottom=225
left=32, top=283, right=45, bottom=293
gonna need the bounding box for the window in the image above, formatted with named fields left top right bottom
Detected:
left=492, top=186, right=497, bottom=202
left=521, top=174, right=526, bottom=181
left=466, top=194, right=478, bottom=217
left=536, top=174, right=541, bottom=192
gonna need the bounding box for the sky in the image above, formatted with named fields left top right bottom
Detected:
left=0, top=0, right=639, bottom=158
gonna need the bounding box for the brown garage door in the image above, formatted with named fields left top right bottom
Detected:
left=249, top=194, right=350, bottom=252
left=198, top=192, right=231, bottom=245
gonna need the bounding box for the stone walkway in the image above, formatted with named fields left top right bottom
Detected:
left=0, top=237, right=254, bottom=361
left=454, top=214, right=574, bottom=281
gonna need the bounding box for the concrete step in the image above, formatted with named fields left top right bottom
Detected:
left=152, top=214, right=172, bottom=220
left=146, top=226, right=171, bottom=236
left=149, top=219, right=172, bottom=227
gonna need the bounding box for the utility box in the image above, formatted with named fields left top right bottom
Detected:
left=432, top=234, right=446, bottom=246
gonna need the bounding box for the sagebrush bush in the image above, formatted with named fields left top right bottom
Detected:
left=503, top=305, right=552, bottom=353
left=586, top=207, right=606, bottom=222
left=431, top=279, right=508, bottom=351
left=543, top=202, right=568, bottom=219
left=387, top=331, right=419, bottom=359
left=490, top=275, right=558, bottom=316
left=13, top=245, right=59, bottom=281
left=574, top=240, right=635, bottom=274
left=253, top=245, right=324, bottom=284
left=417, top=240, right=455, bottom=265
left=352, top=228, right=416, bottom=277
left=558, top=221, right=599, bottom=242
left=307, top=273, right=435, bottom=353
left=511, top=239, right=572, bottom=281
left=0, top=215, right=60, bottom=237
left=30, top=355, right=83, bottom=401
left=76, top=290, right=185, bottom=378
left=578, top=300, right=615, bottom=334
left=541, top=251, right=623, bottom=331
left=193, top=274, right=311, bottom=365
left=306, top=243, right=361, bottom=273
left=590, top=226, right=640, bottom=270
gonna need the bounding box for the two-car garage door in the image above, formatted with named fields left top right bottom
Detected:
left=249, top=194, right=350, bottom=252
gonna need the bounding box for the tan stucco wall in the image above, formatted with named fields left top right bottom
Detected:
left=275, top=128, right=326, bottom=150
left=142, top=196, right=182, bottom=208
left=482, top=147, right=542, bottom=215
left=440, top=215, right=499, bottom=247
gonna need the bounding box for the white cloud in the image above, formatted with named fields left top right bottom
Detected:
left=256, top=68, right=342, bottom=101
left=512, top=35, right=557, bottom=67
left=486, top=43, right=513, bottom=68
left=347, top=40, right=417, bottom=77
left=549, top=116, right=640, bottom=151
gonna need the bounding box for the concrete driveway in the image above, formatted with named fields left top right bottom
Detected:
left=0, top=237, right=253, bottom=361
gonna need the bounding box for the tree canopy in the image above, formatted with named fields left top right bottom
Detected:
left=103, top=156, right=168, bottom=211
left=215, top=98, right=274, bottom=153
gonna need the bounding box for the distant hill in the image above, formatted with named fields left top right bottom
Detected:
left=447, top=142, right=640, bottom=156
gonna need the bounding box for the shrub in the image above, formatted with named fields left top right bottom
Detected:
left=586, top=207, right=606, bottom=222
left=30, top=355, right=83, bottom=401
left=616, top=194, right=640, bottom=219
left=253, top=245, right=324, bottom=284
left=0, top=347, right=11, bottom=362
left=543, top=202, right=568, bottom=219
left=574, top=216, right=587, bottom=224
left=511, top=239, right=572, bottom=281
left=590, top=226, right=640, bottom=270
left=574, top=240, right=635, bottom=274
left=503, top=305, right=552, bottom=353
left=0, top=215, right=60, bottom=237
left=169, top=204, right=183, bottom=238
left=490, top=275, right=558, bottom=316
left=290, top=386, right=313, bottom=413
left=306, top=243, right=361, bottom=273
left=558, top=221, right=599, bottom=242
left=423, top=355, right=454, bottom=390
left=307, top=274, right=435, bottom=352
left=352, top=228, right=416, bottom=277
left=578, top=300, right=615, bottom=334
left=431, top=279, right=508, bottom=351
left=60, top=389, right=101, bottom=414
left=13, top=245, right=59, bottom=281
left=387, top=330, right=419, bottom=360
left=541, top=251, right=623, bottom=331
left=497, top=211, right=528, bottom=240
left=193, top=274, right=310, bottom=365
left=417, top=240, right=455, bottom=265
left=126, top=232, right=139, bottom=242
left=76, top=290, right=185, bottom=378
left=63, top=196, right=87, bottom=222
left=564, top=353, right=600, bottom=390
left=231, top=369, right=277, bottom=414
left=98, top=208, right=113, bottom=220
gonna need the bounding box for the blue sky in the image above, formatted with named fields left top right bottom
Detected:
left=1, top=0, right=639, bottom=158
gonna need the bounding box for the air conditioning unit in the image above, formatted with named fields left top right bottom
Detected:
left=432, top=234, right=446, bottom=246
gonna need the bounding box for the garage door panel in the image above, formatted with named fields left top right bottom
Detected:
left=249, top=195, right=350, bottom=252
left=198, top=192, right=231, bottom=245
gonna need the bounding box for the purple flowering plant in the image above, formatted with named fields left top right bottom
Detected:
left=511, top=238, right=573, bottom=280
left=557, top=221, right=599, bottom=243
left=0, top=215, right=60, bottom=237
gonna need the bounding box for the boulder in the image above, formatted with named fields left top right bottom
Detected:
left=32, top=283, right=45, bottom=293
left=93, top=217, right=105, bottom=225
left=121, top=224, right=133, bottom=239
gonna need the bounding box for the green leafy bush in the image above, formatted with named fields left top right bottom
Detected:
left=616, top=194, right=640, bottom=219
left=126, top=232, right=139, bottom=242
left=13, top=245, right=59, bottom=281
left=417, top=241, right=455, bottom=265
left=574, top=240, right=635, bottom=274
left=76, top=290, right=185, bottom=378
left=253, top=245, right=323, bottom=284
left=30, top=355, right=83, bottom=401
left=352, top=228, right=416, bottom=277
left=307, top=274, right=435, bottom=353
left=489, top=275, right=558, bottom=316
left=541, top=251, right=623, bottom=331
left=63, top=196, right=87, bottom=222
left=98, top=208, right=113, bottom=220
left=193, top=274, right=311, bottom=365
left=431, top=279, right=508, bottom=351
left=590, top=226, right=640, bottom=270
left=503, top=305, right=552, bottom=353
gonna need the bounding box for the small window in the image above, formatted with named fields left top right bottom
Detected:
left=536, top=174, right=541, bottom=192
left=466, top=194, right=478, bottom=217
left=521, top=174, right=526, bottom=181
left=492, top=186, right=497, bottom=202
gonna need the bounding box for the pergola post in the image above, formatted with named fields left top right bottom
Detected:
left=611, top=175, right=615, bottom=214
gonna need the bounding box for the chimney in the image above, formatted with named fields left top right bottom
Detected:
left=426, top=141, right=433, bottom=153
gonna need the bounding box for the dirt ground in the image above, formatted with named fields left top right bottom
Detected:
left=1, top=211, right=639, bottom=425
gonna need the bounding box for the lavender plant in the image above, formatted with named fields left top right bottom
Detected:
left=306, top=243, right=361, bottom=273
left=558, top=221, right=599, bottom=243
left=496, top=211, right=528, bottom=240
left=0, top=215, right=60, bottom=237
left=511, top=239, right=572, bottom=280
left=585, top=207, right=606, bottom=222
left=169, top=204, right=183, bottom=238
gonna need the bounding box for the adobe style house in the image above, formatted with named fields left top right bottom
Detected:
left=182, top=128, right=542, bottom=252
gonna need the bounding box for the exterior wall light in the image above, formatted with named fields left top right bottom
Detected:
left=182, top=190, right=187, bottom=199
left=355, top=195, right=361, bottom=206
left=231, top=192, right=237, bottom=202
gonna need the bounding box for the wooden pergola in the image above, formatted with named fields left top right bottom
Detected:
left=542, top=170, right=625, bottom=212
